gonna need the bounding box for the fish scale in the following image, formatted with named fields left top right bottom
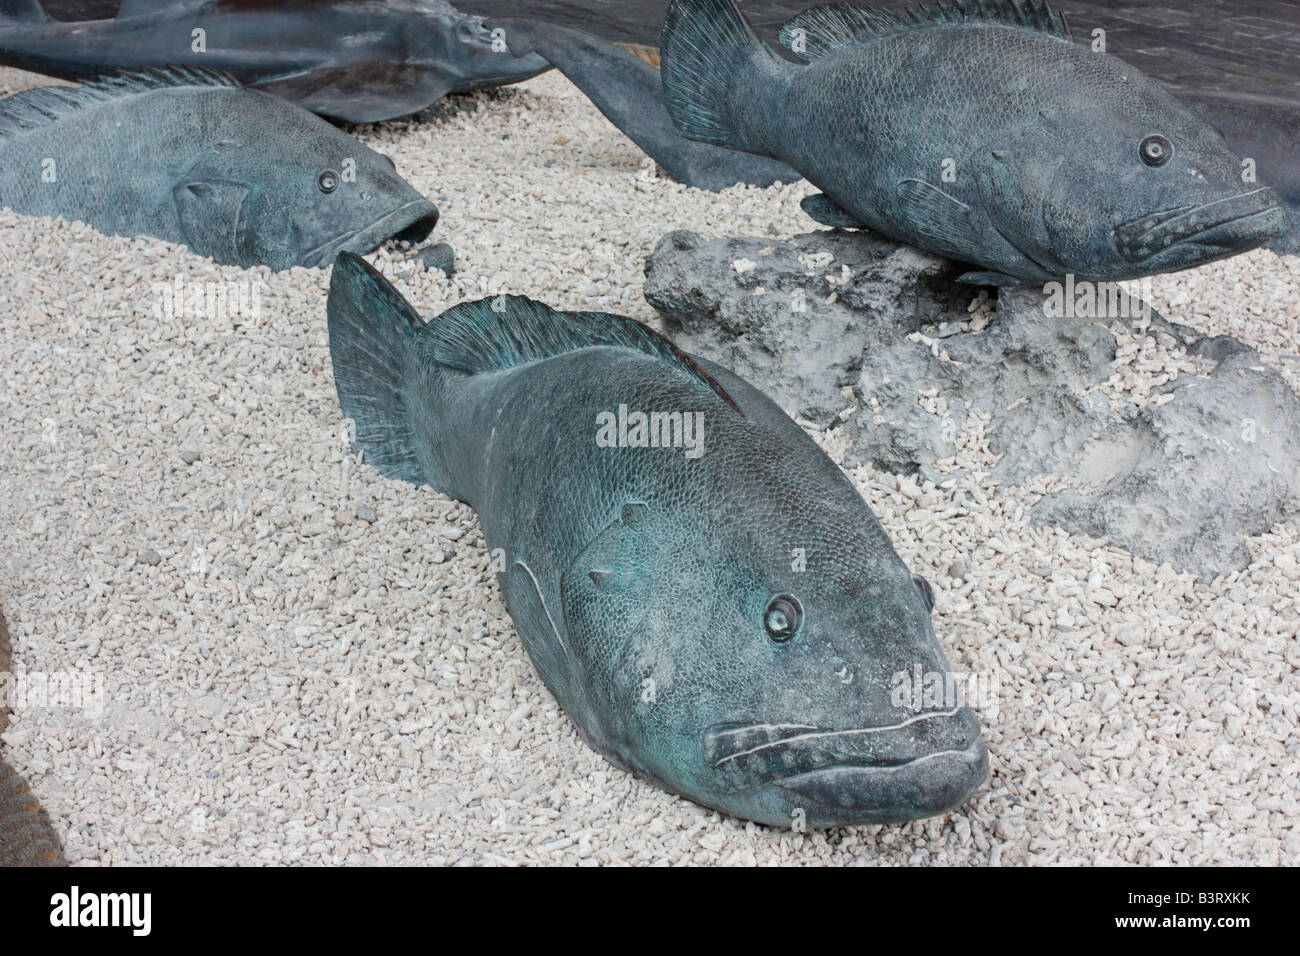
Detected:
left=326, top=252, right=988, bottom=827
left=0, top=66, right=439, bottom=270
left=660, top=0, right=1289, bottom=284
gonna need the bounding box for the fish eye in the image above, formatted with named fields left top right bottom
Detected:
left=764, top=594, right=803, bottom=643
left=1139, top=134, right=1172, bottom=167
left=318, top=170, right=340, bottom=193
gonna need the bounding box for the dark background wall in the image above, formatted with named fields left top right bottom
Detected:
left=39, top=0, right=1300, bottom=101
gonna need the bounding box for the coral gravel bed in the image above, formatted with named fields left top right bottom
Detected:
left=0, top=66, right=1296, bottom=864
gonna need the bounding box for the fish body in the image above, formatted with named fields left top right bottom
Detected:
left=660, top=0, right=1290, bottom=284
left=484, top=16, right=800, bottom=192
left=0, top=0, right=552, bottom=123
left=0, top=68, right=439, bottom=270
left=326, top=252, right=988, bottom=827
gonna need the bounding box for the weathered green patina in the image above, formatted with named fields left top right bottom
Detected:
left=326, top=252, right=988, bottom=827
left=660, top=0, right=1290, bottom=284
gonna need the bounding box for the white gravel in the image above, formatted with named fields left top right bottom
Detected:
left=1, top=66, right=1297, bottom=865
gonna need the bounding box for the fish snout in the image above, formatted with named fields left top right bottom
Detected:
left=1113, top=187, right=1289, bottom=264
left=303, top=198, right=440, bottom=269
left=703, top=707, right=987, bottom=824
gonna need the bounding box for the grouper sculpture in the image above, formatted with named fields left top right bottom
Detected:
left=327, top=252, right=988, bottom=827
left=0, top=67, right=439, bottom=270
left=659, top=0, right=1291, bottom=285
left=484, top=17, right=800, bottom=192
left=0, top=0, right=551, bottom=124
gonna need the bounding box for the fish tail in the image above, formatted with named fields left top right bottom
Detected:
left=327, top=252, right=445, bottom=492
left=660, top=0, right=783, bottom=153
left=0, top=0, right=47, bottom=22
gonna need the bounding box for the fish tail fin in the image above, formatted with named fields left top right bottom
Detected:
left=327, top=252, right=449, bottom=494
left=660, top=0, right=783, bottom=153
left=0, top=0, right=47, bottom=22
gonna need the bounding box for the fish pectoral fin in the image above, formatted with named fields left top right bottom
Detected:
left=957, top=270, right=1031, bottom=287
left=801, top=192, right=866, bottom=228
left=895, top=178, right=989, bottom=261
left=173, top=180, right=249, bottom=263
left=255, top=68, right=454, bottom=124
left=502, top=559, right=578, bottom=705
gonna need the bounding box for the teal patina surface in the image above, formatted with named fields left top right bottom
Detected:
left=327, top=252, right=987, bottom=827
left=659, top=0, right=1290, bottom=284
left=0, top=68, right=439, bottom=270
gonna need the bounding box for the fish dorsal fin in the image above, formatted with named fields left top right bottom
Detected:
left=424, top=295, right=741, bottom=412
left=779, top=1, right=1072, bottom=61
left=0, top=66, right=238, bottom=138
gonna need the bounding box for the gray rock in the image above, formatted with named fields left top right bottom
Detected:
left=417, top=242, right=455, bottom=277
left=644, top=230, right=1300, bottom=582
left=137, top=549, right=162, bottom=566
left=644, top=229, right=969, bottom=426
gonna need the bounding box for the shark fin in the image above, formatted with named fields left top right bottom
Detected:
left=424, top=295, right=741, bottom=412
left=801, top=192, right=866, bottom=228
left=0, top=0, right=47, bottom=22
left=779, top=1, right=1072, bottom=61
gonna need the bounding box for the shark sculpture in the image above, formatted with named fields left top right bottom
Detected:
left=0, top=0, right=552, bottom=123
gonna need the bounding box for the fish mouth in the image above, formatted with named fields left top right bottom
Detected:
left=303, top=199, right=439, bottom=269
left=1112, top=187, right=1289, bottom=264
left=775, top=738, right=989, bottom=823
left=703, top=709, right=988, bottom=823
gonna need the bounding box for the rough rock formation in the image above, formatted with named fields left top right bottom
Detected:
left=644, top=230, right=1300, bottom=582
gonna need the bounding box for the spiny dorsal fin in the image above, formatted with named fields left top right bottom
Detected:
left=0, top=66, right=239, bottom=138
left=779, top=1, right=1072, bottom=61
left=424, top=295, right=741, bottom=413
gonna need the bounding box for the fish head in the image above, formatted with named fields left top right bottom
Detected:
left=971, top=55, right=1289, bottom=281
left=177, top=105, right=438, bottom=270
left=559, top=436, right=987, bottom=827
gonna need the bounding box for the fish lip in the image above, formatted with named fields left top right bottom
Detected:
left=1112, top=187, right=1289, bottom=263
left=303, top=199, right=439, bottom=269
left=702, top=708, right=982, bottom=794
left=704, top=709, right=965, bottom=768
left=772, top=737, right=989, bottom=823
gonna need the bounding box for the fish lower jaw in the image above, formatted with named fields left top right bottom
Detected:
left=767, top=737, right=990, bottom=826
left=697, top=712, right=988, bottom=826
left=302, top=200, right=440, bottom=269
left=1112, top=188, right=1290, bottom=267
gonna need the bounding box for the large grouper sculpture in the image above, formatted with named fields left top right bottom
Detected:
left=326, top=251, right=989, bottom=827
left=659, top=0, right=1291, bottom=285
left=0, top=0, right=551, bottom=123
left=0, top=67, right=439, bottom=270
